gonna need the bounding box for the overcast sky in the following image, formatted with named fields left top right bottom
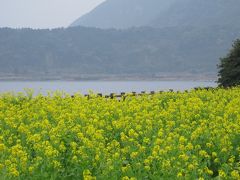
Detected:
left=0, top=0, right=105, bottom=29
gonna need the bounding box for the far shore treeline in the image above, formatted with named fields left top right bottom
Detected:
left=0, top=26, right=240, bottom=80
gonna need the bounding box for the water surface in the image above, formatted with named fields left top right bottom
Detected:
left=0, top=81, right=216, bottom=95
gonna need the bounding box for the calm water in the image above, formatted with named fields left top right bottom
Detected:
left=0, top=81, right=216, bottom=95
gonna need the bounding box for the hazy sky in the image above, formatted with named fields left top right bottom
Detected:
left=0, top=0, right=105, bottom=29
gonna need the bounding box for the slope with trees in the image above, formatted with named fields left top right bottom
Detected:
left=0, top=26, right=240, bottom=80
left=150, top=0, right=240, bottom=28
left=70, top=0, right=176, bottom=29
left=71, top=0, right=240, bottom=29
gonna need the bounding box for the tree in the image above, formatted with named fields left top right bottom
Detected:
left=218, top=39, right=240, bottom=87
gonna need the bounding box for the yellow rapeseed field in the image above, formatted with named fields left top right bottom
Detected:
left=0, top=87, right=240, bottom=179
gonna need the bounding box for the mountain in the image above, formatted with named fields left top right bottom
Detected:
left=0, top=26, right=239, bottom=80
left=71, top=0, right=240, bottom=29
left=1, top=1, right=240, bottom=80
left=150, top=0, right=240, bottom=28
left=70, top=0, right=176, bottom=29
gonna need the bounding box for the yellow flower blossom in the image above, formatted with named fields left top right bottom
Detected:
left=9, top=167, right=19, bottom=177
left=231, top=170, right=240, bottom=179
left=0, top=87, right=240, bottom=178
left=219, top=170, right=227, bottom=178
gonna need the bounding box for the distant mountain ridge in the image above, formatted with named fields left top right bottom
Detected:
left=1, top=0, right=240, bottom=80
left=70, top=0, right=177, bottom=29
left=150, top=0, right=240, bottom=28
left=1, top=25, right=240, bottom=80
left=71, top=0, right=240, bottom=29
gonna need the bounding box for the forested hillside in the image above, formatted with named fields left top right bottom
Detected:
left=150, top=0, right=240, bottom=28
left=1, top=0, right=240, bottom=80
left=0, top=26, right=239, bottom=80
left=70, top=0, right=176, bottom=29
left=71, top=0, right=240, bottom=29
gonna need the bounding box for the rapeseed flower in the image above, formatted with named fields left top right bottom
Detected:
left=0, top=87, right=240, bottom=178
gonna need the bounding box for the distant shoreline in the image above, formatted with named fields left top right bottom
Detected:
left=0, top=80, right=217, bottom=95
left=0, top=74, right=217, bottom=82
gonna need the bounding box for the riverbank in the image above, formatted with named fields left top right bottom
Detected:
left=0, top=73, right=217, bottom=81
